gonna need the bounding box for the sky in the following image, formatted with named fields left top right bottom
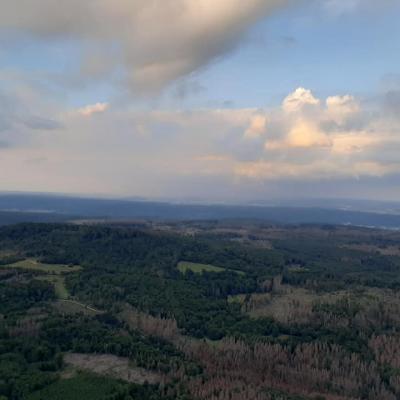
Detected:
left=0, top=0, right=400, bottom=203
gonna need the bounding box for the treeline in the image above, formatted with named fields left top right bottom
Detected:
left=0, top=279, right=55, bottom=315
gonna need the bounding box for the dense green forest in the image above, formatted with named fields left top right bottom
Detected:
left=2, top=221, right=400, bottom=399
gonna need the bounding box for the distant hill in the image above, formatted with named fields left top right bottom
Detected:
left=0, top=210, right=73, bottom=226
left=0, top=193, right=400, bottom=229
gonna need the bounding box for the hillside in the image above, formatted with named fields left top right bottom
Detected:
left=1, top=222, right=400, bottom=399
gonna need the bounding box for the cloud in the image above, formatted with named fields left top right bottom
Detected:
left=0, top=76, right=62, bottom=148
left=265, top=120, right=331, bottom=150
left=266, top=90, right=360, bottom=151
left=384, top=90, right=400, bottom=119
left=330, top=131, right=379, bottom=155
left=20, top=116, right=63, bottom=130
left=282, top=87, right=320, bottom=113
left=0, top=0, right=290, bottom=92
left=77, top=103, right=109, bottom=117
left=325, top=95, right=360, bottom=124
left=234, top=160, right=400, bottom=180
left=1, top=78, right=400, bottom=200
left=240, top=87, right=400, bottom=181
left=244, top=114, right=268, bottom=139
left=172, top=80, right=206, bottom=100
left=195, top=154, right=232, bottom=162
left=286, top=119, right=331, bottom=148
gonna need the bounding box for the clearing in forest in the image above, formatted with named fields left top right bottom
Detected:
left=177, top=261, right=245, bottom=275
left=52, top=299, right=101, bottom=315
left=2, top=258, right=81, bottom=274
left=63, top=353, right=162, bottom=385
left=1, top=258, right=81, bottom=300
left=37, top=275, right=69, bottom=299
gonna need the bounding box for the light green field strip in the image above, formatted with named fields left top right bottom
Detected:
left=1, top=258, right=82, bottom=300
left=37, top=275, right=70, bottom=300
left=227, top=293, right=247, bottom=304
left=2, top=258, right=81, bottom=274
left=177, top=261, right=245, bottom=275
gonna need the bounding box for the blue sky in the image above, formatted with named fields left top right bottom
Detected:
left=2, top=1, right=400, bottom=109
left=181, top=1, right=400, bottom=108
left=0, top=0, right=399, bottom=202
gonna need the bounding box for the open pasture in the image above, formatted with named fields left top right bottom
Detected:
left=37, top=275, right=69, bottom=299
left=177, top=260, right=245, bottom=275
left=3, top=258, right=81, bottom=274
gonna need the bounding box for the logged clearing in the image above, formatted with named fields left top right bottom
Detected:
left=177, top=261, right=245, bottom=275
left=3, top=258, right=81, bottom=274
left=52, top=299, right=100, bottom=315
left=248, top=289, right=328, bottom=323
left=230, top=288, right=352, bottom=324
left=343, top=244, right=400, bottom=256
left=230, top=286, right=400, bottom=328
left=64, top=353, right=162, bottom=385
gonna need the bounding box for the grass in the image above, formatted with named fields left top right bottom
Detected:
left=3, top=258, right=81, bottom=274
left=287, top=266, right=311, bottom=273
left=178, top=261, right=227, bottom=274
left=228, top=294, right=248, bottom=304
left=177, top=261, right=246, bottom=275
left=37, top=275, right=69, bottom=299
left=1, top=258, right=81, bottom=300
left=27, top=373, right=127, bottom=400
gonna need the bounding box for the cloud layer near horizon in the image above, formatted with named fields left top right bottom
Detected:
left=1, top=74, right=399, bottom=200
left=0, top=0, right=289, bottom=92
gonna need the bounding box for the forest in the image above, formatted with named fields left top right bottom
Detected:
left=1, top=221, right=400, bottom=399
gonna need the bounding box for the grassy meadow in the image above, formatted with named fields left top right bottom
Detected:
left=177, top=261, right=245, bottom=275
left=3, top=258, right=81, bottom=274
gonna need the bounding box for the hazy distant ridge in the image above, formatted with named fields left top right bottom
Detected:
left=1, top=193, right=400, bottom=229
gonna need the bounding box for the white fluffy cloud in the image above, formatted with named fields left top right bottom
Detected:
left=237, top=87, right=400, bottom=181
left=326, top=95, right=360, bottom=124
left=77, top=103, right=109, bottom=117
left=285, top=119, right=331, bottom=148
left=282, top=87, right=320, bottom=113
left=266, top=90, right=360, bottom=151
left=0, top=0, right=289, bottom=92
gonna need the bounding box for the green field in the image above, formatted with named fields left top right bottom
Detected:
left=1, top=258, right=81, bottom=300
left=3, top=258, right=81, bottom=274
left=177, top=261, right=245, bottom=275
left=227, top=293, right=248, bottom=304
left=37, top=275, right=69, bottom=299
